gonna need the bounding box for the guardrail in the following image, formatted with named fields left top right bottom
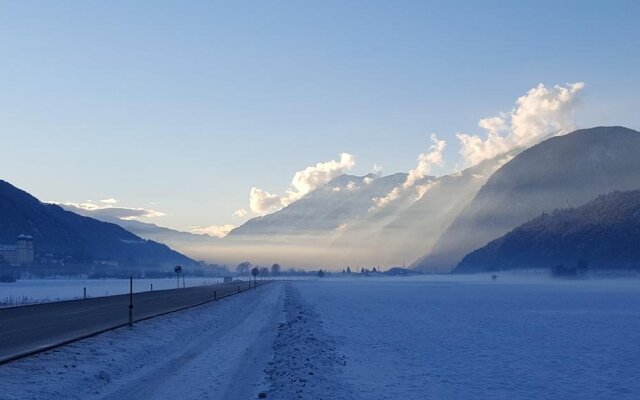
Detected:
left=0, top=279, right=273, bottom=365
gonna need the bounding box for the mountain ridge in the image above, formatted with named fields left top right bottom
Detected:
left=413, top=126, right=640, bottom=272
left=456, top=189, right=640, bottom=272
left=0, top=179, right=196, bottom=268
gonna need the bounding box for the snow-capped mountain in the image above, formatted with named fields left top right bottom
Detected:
left=227, top=173, right=410, bottom=238
left=337, top=154, right=514, bottom=267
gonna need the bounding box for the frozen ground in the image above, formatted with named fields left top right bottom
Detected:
left=0, top=277, right=236, bottom=306
left=284, top=276, right=640, bottom=399
left=1, top=276, right=639, bottom=400
left=0, top=282, right=284, bottom=400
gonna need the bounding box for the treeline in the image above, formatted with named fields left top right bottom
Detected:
left=232, top=261, right=420, bottom=278
left=0, top=262, right=232, bottom=281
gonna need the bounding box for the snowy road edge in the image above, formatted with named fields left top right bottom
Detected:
left=0, top=281, right=273, bottom=366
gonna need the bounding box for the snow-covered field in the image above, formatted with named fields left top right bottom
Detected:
left=0, top=276, right=305, bottom=306
left=286, top=276, right=640, bottom=399
left=1, top=276, right=639, bottom=399
left=0, top=277, right=234, bottom=306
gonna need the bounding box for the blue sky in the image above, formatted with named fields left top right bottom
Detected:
left=1, top=0, right=639, bottom=233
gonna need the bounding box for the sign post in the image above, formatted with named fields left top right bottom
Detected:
left=251, top=267, right=259, bottom=289
left=174, top=265, right=183, bottom=289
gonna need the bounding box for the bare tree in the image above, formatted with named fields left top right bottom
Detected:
left=271, top=263, right=281, bottom=276
left=236, top=261, right=252, bottom=276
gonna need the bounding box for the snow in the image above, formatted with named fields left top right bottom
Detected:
left=0, top=283, right=284, bottom=400
left=265, top=284, right=356, bottom=399
left=2, top=276, right=640, bottom=399
left=280, top=276, right=640, bottom=399
left=0, top=278, right=234, bottom=306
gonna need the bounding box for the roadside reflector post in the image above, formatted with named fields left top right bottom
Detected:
left=237, top=285, right=240, bottom=293
left=151, top=283, right=153, bottom=292
left=214, top=290, right=217, bottom=301
left=83, top=287, right=86, bottom=300
left=128, top=276, right=133, bottom=327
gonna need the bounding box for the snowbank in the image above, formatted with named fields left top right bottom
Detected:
left=265, top=284, right=355, bottom=399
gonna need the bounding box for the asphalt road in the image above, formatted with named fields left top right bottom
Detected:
left=0, top=280, right=267, bottom=364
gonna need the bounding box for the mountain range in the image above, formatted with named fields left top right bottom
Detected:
left=331, top=154, right=512, bottom=266
left=228, top=173, right=410, bottom=238
left=413, top=126, right=640, bottom=272
left=0, top=180, right=195, bottom=269
left=14, top=125, right=639, bottom=272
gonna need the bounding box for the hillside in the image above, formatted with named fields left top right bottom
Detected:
left=413, top=126, right=640, bottom=272
left=222, top=173, right=429, bottom=267
left=228, top=173, right=410, bottom=237
left=456, top=190, right=640, bottom=272
left=330, top=155, right=511, bottom=266
left=0, top=180, right=195, bottom=268
left=57, top=206, right=220, bottom=257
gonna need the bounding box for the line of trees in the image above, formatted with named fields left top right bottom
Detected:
left=235, top=262, right=282, bottom=277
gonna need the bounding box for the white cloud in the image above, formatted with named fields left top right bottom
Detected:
left=248, top=153, right=356, bottom=215
left=370, top=134, right=446, bottom=212
left=283, top=153, right=356, bottom=205
left=100, top=198, right=118, bottom=204
left=403, top=134, right=446, bottom=189
left=363, top=176, right=374, bottom=185
left=372, top=164, right=383, bottom=176
left=232, top=208, right=248, bottom=218
left=190, top=224, right=236, bottom=238
left=413, top=181, right=438, bottom=201
left=345, top=181, right=359, bottom=191
left=249, top=187, right=283, bottom=215
left=58, top=201, right=165, bottom=220
left=331, top=180, right=360, bottom=193
left=457, top=82, right=585, bottom=166
left=119, top=210, right=165, bottom=220
left=369, top=187, right=401, bottom=212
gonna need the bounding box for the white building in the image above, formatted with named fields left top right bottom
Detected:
left=0, top=234, right=34, bottom=266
